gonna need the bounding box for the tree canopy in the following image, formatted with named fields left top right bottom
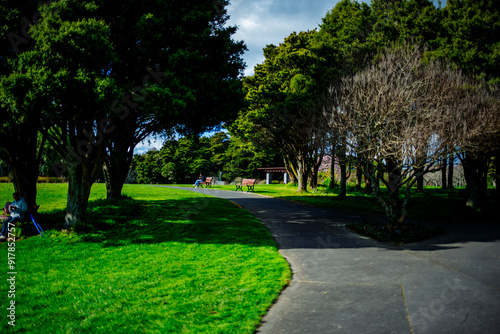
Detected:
left=132, top=132, right=280, bottom=184
left=1, top=0, right=246, bottom=226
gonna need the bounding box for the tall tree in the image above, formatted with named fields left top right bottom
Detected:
left=40, top=2, right=116, bottom=226
left=369, top=0, right=441, bottom=47
left=0, top=70, right=45, bottom=210
left=434, top=0, right=500, bottom=84
left=222, top=135, right=279, bottom=182
left=449, top=81, right=500, bottom=208
left=234, top=31, right=330, bottom=192
left=319, top=0, right=374, bottom=74
left=0, top=0, right=45, bottom=210
left=6, top=1, right=117, bottom=226
left=326, top=42, right=497, bottom=226
left=2, top=0, right=246, bottom=226
left=94, top=0, right=246, bottom=199
left=132, top=132, right=279, bottom=184
left=318, top=0, right=375, bottom=196
left=433, top=0, right=500, bottom=206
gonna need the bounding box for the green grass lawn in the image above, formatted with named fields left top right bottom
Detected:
left=0, top=183, right=291, bottom=333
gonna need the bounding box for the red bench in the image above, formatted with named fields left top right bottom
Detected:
left=235, top=178, right=257, bottom=192
left=199, top=177, right=213, bottom=188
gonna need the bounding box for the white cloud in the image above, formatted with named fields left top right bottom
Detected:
left=133, top=138, right=164, bottom=155
left=227, top=0, right=337, bottom=76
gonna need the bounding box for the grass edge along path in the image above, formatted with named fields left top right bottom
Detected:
left=0, top=184, right=291, bottom=333
left=176, top=183, right=498, bottom=245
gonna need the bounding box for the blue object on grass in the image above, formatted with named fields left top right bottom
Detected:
left=30, top=213, right=44, bottom=237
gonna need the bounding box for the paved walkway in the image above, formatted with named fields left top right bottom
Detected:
left=164, top=186, right=500, bottom=334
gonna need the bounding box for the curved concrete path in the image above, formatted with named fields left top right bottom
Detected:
left=162, top=186, right=500, bottom=334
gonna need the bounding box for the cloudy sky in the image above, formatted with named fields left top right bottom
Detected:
left=226, top=0, right=339, bottom=76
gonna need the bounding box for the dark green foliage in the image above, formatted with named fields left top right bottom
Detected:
left=432, top=0, right=500, bottom=83
left=1, top=0, right=247, bottom=223
left=319, top=0, right=374, bottom=73
left=234, top=30, right=331, bottom=191
left=99, top=0, right=247, bottom=198
left=133, top=132, right=281, bottom=184
left=223, top=135, right=281, bottom=181
left=369, top=0, right=440, bottom=46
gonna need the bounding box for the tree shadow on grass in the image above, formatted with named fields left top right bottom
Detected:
left=72, top=197, right=277, bottom=248
left=34, top=189, right=499, bottom=252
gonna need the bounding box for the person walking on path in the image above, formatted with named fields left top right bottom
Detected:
left=0, top=192, right=27, bottom=239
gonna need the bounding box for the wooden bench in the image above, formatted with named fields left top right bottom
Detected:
left=199, top=177, right=213, bottom=188
left=235, top=178, right=257, bottom=192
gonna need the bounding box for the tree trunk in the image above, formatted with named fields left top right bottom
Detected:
left=103, top=121, right=139, bottom=199
left=415, top=152, right=425, bottom=192
left=447, top=153, right=454, bottom=188
left=329, top=155, right=336, bottom=190
left=370, top=169, right=398, bottom=229
left=103, top=163, right=124, bottom=199
left=415, top=152, right=426, bottom=192
left=339, top=162, right=347, bottom=198
left=338, top=139, right=347, bottom=198
left=11, top=165, right=38, bottom=211
left=364, top=161, right=372, bottom=193
left=496, top=151, right=500, bottom=201
left=441, top=157, right=447, bottom=189
left=462, top=154, right=489, bottom=209
left=103, top=146, right=134, bottom=199
left=65, top=176, right=92, bottom=227
left=283, top=157, right=297, bottom=184
left=296, top=154, right=308, bottom=192
left=308, top=164, right=319, bottom=191
left=386, top=159, right=402, bottom=227
left=368, top=161, right=405, bottom=227
left=2, top=130, right=43, bottom=211
left=355, top=163, right=362, bottom=189
left=64, top=150, right=103, bottom=227
left=416, top=170, right=424, bottom=192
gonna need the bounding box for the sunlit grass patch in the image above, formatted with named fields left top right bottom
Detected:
left=0, top=184, right=290, bottom=333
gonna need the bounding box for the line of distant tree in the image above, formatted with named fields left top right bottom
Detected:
left=130, top=132, right=282, bottom=184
